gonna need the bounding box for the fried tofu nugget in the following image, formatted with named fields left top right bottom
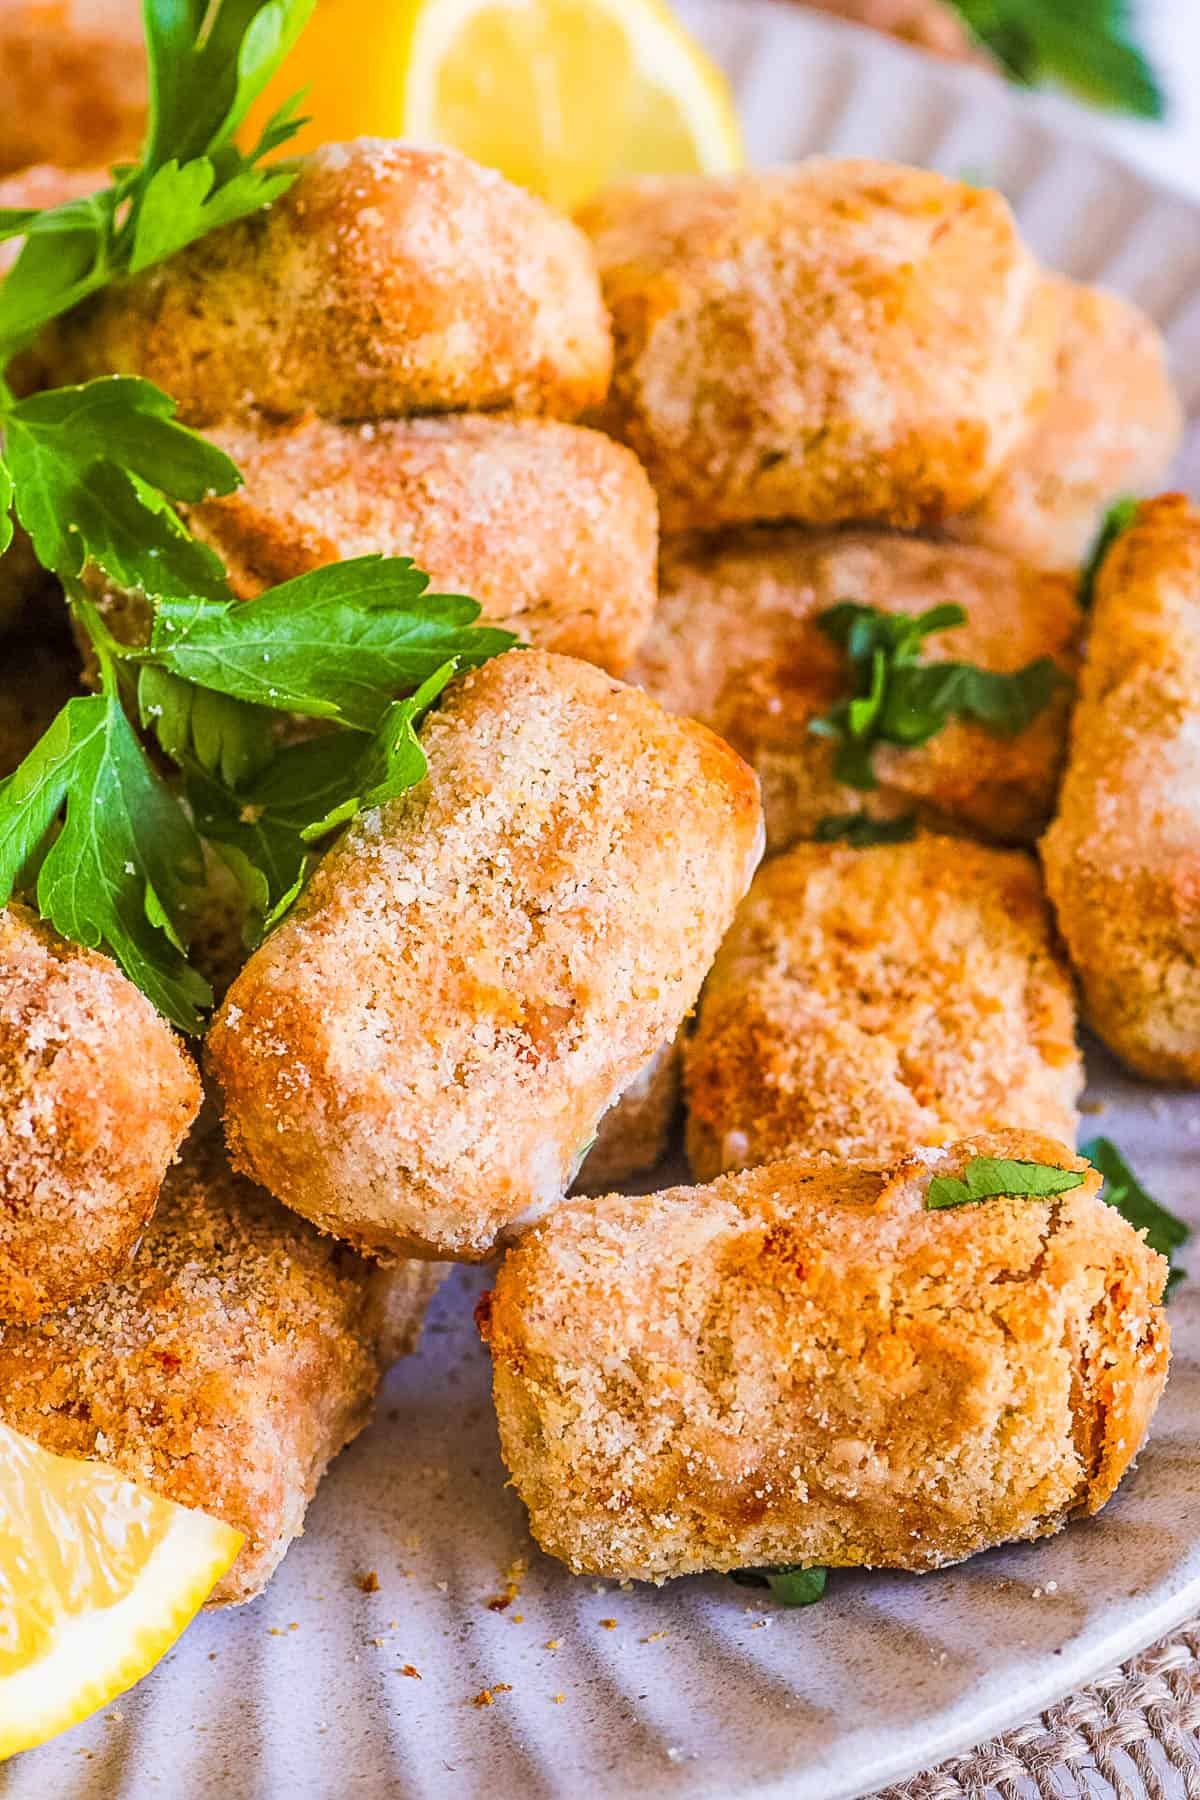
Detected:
left=0, top=1135, right=444, bottom=1603
left=0, top=904, right=201, bottom=1322
left=685, top=835, right=1081, bottom=1181
left=630, top=527, right=1079, bottom=851
left=577, top=161, right=1058, bottom=534
left=186, top=412, right=658, bottom=674
left=1042, top=494, right=1200, bottom=1080
left=208, top=650, right=763, bottom=1261
left=482, top=1131, right=1170, bottom=1581
left=573, top=1036, right=681, bottom=1193
left=40, top=141, right=613, bottom=426
left=0, top=1, right=144, bottom=174
left=946, top=279, right=1182, bottom=572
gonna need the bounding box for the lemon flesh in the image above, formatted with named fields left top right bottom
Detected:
left=0, top=1423, right=242, bottom=1760
left=249, top=0, right=743, bottom=209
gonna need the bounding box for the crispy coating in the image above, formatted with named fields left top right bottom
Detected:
left=0, top=1134, right=444, bottom=1603
left=685, top=835, right=1082, bottom=1182
left=630, top=527, right=1080, bottom=851
left=0, top=632, right=81, bottom=776
left=208, top=650, right=763, bottom=1261
left=577, top=161, right=1059, bottom=534
left=1042, top=494, right=1200, bottom=1080
left=186, top=412, right=658, bottom=673
left=573, top=1035, right=680, bottom=1193
left=0, top=904, right=201, bottom=1322
left=946, top=278, right=1182, bottom=572
left=39, top=140, right=613, bottom=425
left=0, top=1, right=144, bottom=173
left=482, top=1131, right=1169, bottom=1581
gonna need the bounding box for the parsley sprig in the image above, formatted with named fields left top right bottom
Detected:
left=925, top=1157, right=1086, bottom=1210
left=1081, top=1137, right=1191, bottom=1296
left=0, top=1, right=516, bottom=1030
left=810, top=601, right=1065, bottom=791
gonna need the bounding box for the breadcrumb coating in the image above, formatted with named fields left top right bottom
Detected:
left=0, top=1, right=144, bottom=173
left=0, top=1134, right=445, bottom=1604
left=187, top=412, right=658, bottom=674
left=630, top=527, right=1079, bottom=852
left=685, top=835, right=1082, bottom=1181
left=0, top=904, right=201, bottom=1322
left=208, top=650, right=763, bottom=1261
left=482, top=1131, right=1169, bottom=1581
left=946, top=278, right=1181, bottom=572
left=577, top=160, right=1058, bottom=534
left=1042, top=494, right=1200, bottom=1080
left=573, top=1035, right=680, bottom=1193
left=39, top=140, right=614, bottom=425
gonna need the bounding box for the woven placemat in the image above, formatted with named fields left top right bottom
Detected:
left=872, top=1619, right=1200, bottom=1800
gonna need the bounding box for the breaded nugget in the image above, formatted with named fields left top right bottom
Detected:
left=1042, top=494, right=1200, bottom=1080
left=0, top=1135, right=443, bottom=1603
left=685, top=835, right=1081, bottom=1182
left=0, top=903, right=201, bottom=1322
left=482, top=1131, right=1169, bottom=1581
left=577, top=161, right=1058, bottom=534
left=946, top=279, right=1182, bottom=572
left=630, top=527, right=1079, bottom=851
left=0, top=1, right=144, bottom=173
left=40, top=140, right=613, bottom=426
left=573, top=1035, right=680, bottom=1193
left=187, top=412, right=658, bottom=674
left=208, top=649, right=763, bottom=1261
left=0, top=632, right=81, bottom=775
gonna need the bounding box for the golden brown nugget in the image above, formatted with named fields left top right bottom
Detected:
left=208, top=650, right=763, bottom=1262
left=187, top=412, right=658, bottom=673
left=573, top=1036, right=681, bottom=1193
left=0, top=904, right=202, bottom=1322
left=946, top=278, right=1182, bottom=572
left=482, top=1131, right=1169, bottom=1581
left=577, top=161, right=1059, bottom=534
left=1042, top=494, right=1200, bottom=1081
left=0, top=1, right=144, bottom=174
left=685, top=835, right=1082, bottom=1182
left=0, top=1135, right=444, bottom=1604
left=40, top=140, right=613, bottom=426
left=630, top=527, right=1079, bottom=851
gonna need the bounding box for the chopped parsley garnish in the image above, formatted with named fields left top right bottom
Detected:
left=1081, top=1137, right=1191, bottom=1296
left=951, top=1, right=1164, bottom=119
left=1079, top=497, right=1138, bottom=611
left=812, top=813, right=917, bottom=849
left=925, top=1157, right=1086, bottom=1211
left=728, top=1566, right=827, bottom=1607
left=0, top=3, right=515, bottom=1031
left=810, top=601, right=1064, bottom=791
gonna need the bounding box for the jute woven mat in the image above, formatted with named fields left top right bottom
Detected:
left=871, top=1619, right=1200, bottom=1800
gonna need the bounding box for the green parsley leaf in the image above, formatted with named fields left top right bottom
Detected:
left=812, top=813, right=918, bottom=848
left=137, top=665, right=276, bottom=790
left=3, top=379, right=239, bottom=592
left=0, top=688, right=210, bottom=1032
left=139, top=558, right=516, bottom=728
left=142, top=0, right=315, bottom=171
left=728, top=1566, right=828, bottom=1607
left=951, top=0, right=1164, bottom=118
left=812, top=601, right=1065, bottom=790
left=297, top=663, right=456, bottom=839
left=1081, top=1136, right=1191, bottom=1295
left=1080, top=496, right=1138, bottom=611
left=925, top=1157, right=1087, bottom=1211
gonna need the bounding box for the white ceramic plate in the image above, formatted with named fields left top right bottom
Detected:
left=8, top=9, right=1200, bottom=1798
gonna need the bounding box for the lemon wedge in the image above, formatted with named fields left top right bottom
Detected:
left=249, top=0, right=743, bottom=209
left=0, top=1423, right=242, bottom=1760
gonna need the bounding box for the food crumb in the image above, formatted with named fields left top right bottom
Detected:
left=545, top=1638, right=561, bottom=1650
left=401, top=1665, right=422, bottom=1680
left=600, top=1618, right=618, bottom=1630
left=641, top=1631, right=669, bottom=1644
left=471, top=1683, right=514, bottom=1708
left=552, top=1693, right=565, bottom=1704
left=356, top=1571, right=381, bottom=1594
